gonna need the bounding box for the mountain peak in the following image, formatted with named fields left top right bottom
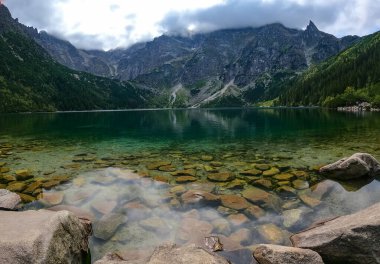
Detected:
left=306, top=20, right=319, bottom=32
left=0, top=4, right=17, bottom=32
left=0, top=4, right=12, bottom=18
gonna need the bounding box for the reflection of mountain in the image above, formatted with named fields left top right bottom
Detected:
left=1, top=109, right=380, bottom=144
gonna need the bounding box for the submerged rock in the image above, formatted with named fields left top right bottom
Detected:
left=255, top=164, right=270, bottom=171
left=240, top=169, right=262, bottom=176
left=252, top=179, right=273, bottom=189
left=139, top=217, right=168, bottom=234
left=292, top=179, right=309, bottom=190
left=15, top=169, right=33, bottom=181
left=291, top=202, right=380, bottom=264
left=229, top=228, right=252, bottom=246
left=18, top=193, right=36, bottom=203
left=212, top=218, right=231, bottom=235
left=176, top=218, right=213, bottom=244
left=273, top=173, right=295, bottom=181
left=176, top=176, right=197, bottom=183
left=298, top=194, right=321, bottom=208
left=0, top=210, right=91, bottom=264
left=254, top=244, right=324, bottom=264
left=23, top=181, right=43, bottom=194
left=93, top=213, right=125, bottom=240
left=227, top=213, right=249, bottom=227
left=257, top=224, right=286, bottom=244
left=171, top=169, right=196, bottom=177
left=146, top=161, right=172, bottom=170
left=181, top=190, right=220, bottom=206
left=41, top=192, right=64, bottom=206
left=242, top=187, right=281, bottom=211
left=201, top=155, right=214, bottom=161
left=0, top=189, right=21, bottom=210
left=0, top=174, right=16, bottom=184
left=282, top=209, right=303, bottom=228
left=6, top=182, right=26, bottom=193
left=319, top=153, right=380, bottom=180
left=220, top=194, right=250, bottom=210
left=263, top=168, right=280, bottom=177
left=207, top=172, right=235, bottom=182
left=244, top=205, right=265, bottom=219
left=92, top=200, right=118, bottom=215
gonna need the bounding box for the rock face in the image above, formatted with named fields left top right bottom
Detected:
left=95, top=243, right=230, bottom=264
left=0, top=209, right=91, bottom=264
left=319, top=153, right=380, bottom=180
left=0, top=189, right=21, bottom=210
left=291, top=202, right=380, bottom=263
left=254, top=244, right=324, bottom=264
left=26, top=16, right=359, bottom=108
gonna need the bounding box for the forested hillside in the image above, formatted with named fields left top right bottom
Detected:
left=0, top=6, right=148, bottom=112
left=279, top=31, right=380, bottom=107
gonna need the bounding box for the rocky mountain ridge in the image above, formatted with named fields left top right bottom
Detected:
left=29, top=20, right=360, bottom=107
left=1, top=4, right=362, bottom=108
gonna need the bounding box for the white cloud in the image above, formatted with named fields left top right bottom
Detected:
left=5, top=0, right=380, bottom=50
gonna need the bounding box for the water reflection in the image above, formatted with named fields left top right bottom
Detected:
left=0, top=109, right=379, bottom=143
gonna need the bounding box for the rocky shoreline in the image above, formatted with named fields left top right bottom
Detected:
left=0, top=152, right=380, bottom=263
left=337, top=102, right=380, bottom=112
left=1, top=195, right=379, bottom=263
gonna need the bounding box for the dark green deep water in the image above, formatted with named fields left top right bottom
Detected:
left=1, top=108, right=380, bottom=262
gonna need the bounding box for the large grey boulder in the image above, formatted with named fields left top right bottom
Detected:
left=319, top=153, right=380, bottom=180
left=253, top=244, right=324, bottom=264
left=0, top=189, right=21, bottom=210
left=291, top=202, right=380, bottom=263
left=95, top=243, right=230, bottom=264
left=0, top=209, right=91, bottom=264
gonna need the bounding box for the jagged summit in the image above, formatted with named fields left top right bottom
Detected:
left=306, top=20, right=319, bottom=32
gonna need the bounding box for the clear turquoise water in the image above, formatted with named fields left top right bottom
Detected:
left=1, top=108, right=380, bottom=263
left=1, top=108, right=380, bottom=166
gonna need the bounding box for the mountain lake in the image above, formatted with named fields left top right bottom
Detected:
left=1, top=108, right=380, bottom=262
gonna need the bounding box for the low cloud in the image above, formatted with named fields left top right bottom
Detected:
left=4, top=0, right=380, bottom=50
left=159, top=0, right=380, bottom=37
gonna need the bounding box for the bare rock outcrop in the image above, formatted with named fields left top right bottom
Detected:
left=253, top=244, right=324, bottom=264
left=291, top=202, right=380, bottom=263
left=319, top=153, right=380, bottom=180
left=0, top=209, right=91, bottom=264
left=0, top=189, right=21, bottom=210
left=95, top=243, right=230, bottom=264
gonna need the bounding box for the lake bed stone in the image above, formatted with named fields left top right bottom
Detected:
left=93, top=213, right=125, bottom=240
left=208, top=172, right=235, bottom=182
left=220, top=194, right=250, bottom=210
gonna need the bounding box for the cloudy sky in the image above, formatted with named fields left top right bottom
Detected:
left=4, top=0, right=380, bottom=50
